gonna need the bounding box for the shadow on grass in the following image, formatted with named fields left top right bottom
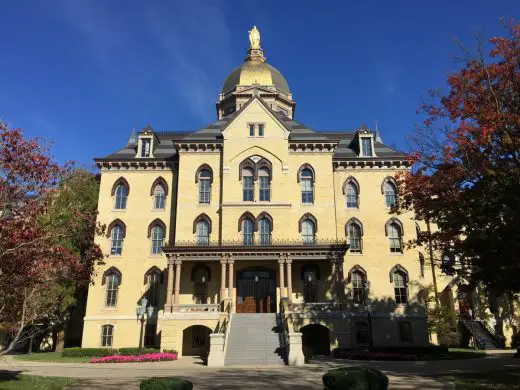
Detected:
left=0, top=370, right=23, bottom=383
left=441, top=370, right=520, bottom=390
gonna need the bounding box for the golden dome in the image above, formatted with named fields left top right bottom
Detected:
left=221, top=27, right=290, bottom=95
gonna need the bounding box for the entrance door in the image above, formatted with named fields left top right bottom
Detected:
left=236, top=268, right=276, bottom=313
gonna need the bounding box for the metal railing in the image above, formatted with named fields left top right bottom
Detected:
left=278, top=298, right=290, bottom=364
left=477, top=319, right=505, bottom=348
left=460, top=318, right=485, bottom=349
left=288, top=302, right=342, bottom=313
left=172, top=239, right=348, bottom=248
left=176, top=304, right=220, bottom=313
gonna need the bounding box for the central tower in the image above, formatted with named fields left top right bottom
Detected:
left=217, top=26, right=296, bottom=119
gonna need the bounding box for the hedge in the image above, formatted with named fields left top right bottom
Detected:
left=62, top=347, right=160, bottom=357
left=332, top=345, right=448, bottom=359
left=140, top=377, right=193, bottom=390
left=62, top=348, right=117, bottom=357
left=323, top=366, right=388, bottom=390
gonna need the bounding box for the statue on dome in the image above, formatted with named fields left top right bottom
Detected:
left=249, top=26, right=261, bottom=49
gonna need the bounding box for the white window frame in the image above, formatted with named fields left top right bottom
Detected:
left=138, top=137, right=154, bottom=158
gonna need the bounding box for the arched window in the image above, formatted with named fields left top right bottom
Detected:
left=302, top=220, right=315, bottom=244
left=242, top=168, right=254, bottom=201
left=149, top=224, right=165, bottom=255
left=383, top=179, right=397, bottom=207
left=114, top=183, right=128, bottom=209
left=351, top=271, right=366, bottom=305
left=346, top=218, right=363, bottom=253
left=144, top=267, right=162, bottom=307
left=302, top=264, right=319, bottom=303
left=153, top=184, right=166, bottom=210
left=196, top=220, right=210, bottom=245
left=399, top=321, right=412, bottom=343
left=387, top=222, right=403, bottom=253
left=392, top=269, right=408, bottom=304
left=343, top=177, right=360, bottom=208
left=198, top=169, right=211, bottom=204
left=242, top=218, right=254, bottom=245
left=258, top=218, right=271, bottom=245
left=109, top=223, right=124, bottom=255
left=105, top=272, right=120, bottom=307
left=101, top=325, right=114, bottom=347
left=299, top=168, right=314, bottom=204
left=258, top=168, right=271, bottom=201
left=192, top=264, right=211, bottom=304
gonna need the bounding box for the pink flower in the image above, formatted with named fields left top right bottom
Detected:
left=90, top=353, right=178, bottom=364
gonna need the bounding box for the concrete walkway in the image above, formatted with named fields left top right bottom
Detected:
left=1, top=352, right=519, bottom=389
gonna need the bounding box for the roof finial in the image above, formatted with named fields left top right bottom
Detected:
left=249, top=26, right=261, bottom=49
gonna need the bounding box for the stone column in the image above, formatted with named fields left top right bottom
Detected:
left=174, top=259, right=182, bottom=306
left=165, top=257, right=175, bottom=311
left=330, top=257, right=338, bottom=303
left=286, top=256, right=293, bottom=302
left=228, top=258, right=234, bottom=311
left=220, top=256, right=227, bottom=301
left=278, top=257, right=285, bottom=299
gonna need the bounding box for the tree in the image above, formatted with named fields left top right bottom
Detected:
left=0, top=121, right=103, bottom=354
left=397, top=21, right=520, bottom=339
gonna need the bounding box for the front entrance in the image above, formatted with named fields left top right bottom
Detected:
left=236, top=268, right=276, bottom=313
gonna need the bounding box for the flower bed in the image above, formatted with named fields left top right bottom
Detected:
left=90, top=352, right=178, bottom=363
left=334, top=350, right=418, bottom=361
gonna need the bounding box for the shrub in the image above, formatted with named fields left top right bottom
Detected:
left=140, top=377, right=193, bottom=390
left=511, top=332, right=520, bottom=348
left=118, top=348, right=159, bottom=356
left=332, top=346, right=448, bottom=359
left=90, top=352, right=178, bottom=364
left=63, top=347, right=117, bottom=357
left=438, top=331, right=461, bottom=347
left=323, top=366, right=388, bottom=390
left=162, top=349, right=179, bottom=355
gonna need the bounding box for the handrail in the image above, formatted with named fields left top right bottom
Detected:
left=460, top=318, right=485, bottom=349
left=278, top=298, right=290, bottom=363
left=171, top=239, right=348, bottom=248
left=477, top=319, right=504, bottom=347
left=177, top=304, right=220, bottom=312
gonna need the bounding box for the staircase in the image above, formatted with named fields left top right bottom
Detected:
left=460, top=318, right=503, bottom=349
left=224, top=313, right=285, bottom=366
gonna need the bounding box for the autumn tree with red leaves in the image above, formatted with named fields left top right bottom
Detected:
left=397, top=21, right=520, bottom=337
left=0, top=121, right=103, bottom=354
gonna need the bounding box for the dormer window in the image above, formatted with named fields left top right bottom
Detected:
left=360, top=138, right=373, bottom=157
left=141, top=138, right=151, bottom=157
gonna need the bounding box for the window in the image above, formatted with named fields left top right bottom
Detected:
left=150, top=225, right=164, bottom=255
left=259, top=218, right=271, bottom=245
left=196, top=220, right=210, bottom=245
left=144, top=324, right=156, bottom=348
left=198, top=169, right=211, bottom=204
left=153, top=184, right=166, bottom=210
left=193, top=267, right=209, bottom=304
left=114, top=184, right=127, bottom=209
left=300, top=168, right=314, bottom=204
left=361, top=138, right=373, bottom=157
left=146, top=271, right=161, bottom=307
left=348, top=223, right=362, bottom=253
left=242, top=218, right=254, bottom=245
left=258, top=168, right=270, bottom=201
left=355, top=322, right=370, bottom=344
left=105, top=273, right=120, bottom=307
left=302, top=219, right=315, bottom=244
left=258, top=124, right=264, bottom=137
left=345, top=182, right=358, bottom=208
left=110, top=225, right=123, bottom=255
left=141, top=138, right=151, bottom=157
left=303, top=266, right=318, bottom=303
left=388, top=223, right=402, bottom=253
left=351, top=271, right=365, bottom=305
left=249, top=124, right=255, bottom=137
left=393, top=271, right=408, bottom=304
left=242, top=168, right=254, bottom=201
left=101, top=325, right=114, bottom=347
left=384, top=181, right=397, bottom=207
left=399, top=321, right=412, bottom=343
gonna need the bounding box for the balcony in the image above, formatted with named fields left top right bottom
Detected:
left=171, top=239, right=347, bottom=248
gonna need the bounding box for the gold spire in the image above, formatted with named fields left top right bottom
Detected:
left=245, top=26, right=265, bottom=63
left=248, top=26, right=261, bottom=49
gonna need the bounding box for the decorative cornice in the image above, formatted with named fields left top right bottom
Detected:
left=333, top=159, right=410, bottom=170
left=176, top=143, right=223, bottom=153
left=289, top=142, right=337, bottom=153
left=96, top=160, right=175, bottom=170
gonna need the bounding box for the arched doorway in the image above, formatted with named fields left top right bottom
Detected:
left=236, top=268, right=276, bottom=313
left=301, top=323, right=330, bottom=356
left=182, top=325, right=212, bottom=357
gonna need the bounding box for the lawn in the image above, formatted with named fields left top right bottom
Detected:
left=422, top=348, right=486, bottom=360
left=13, top=352, right=91, bottom=363
left=445, top=371, right=520, bottom=389
left=0, top=372, right=75, bottom=390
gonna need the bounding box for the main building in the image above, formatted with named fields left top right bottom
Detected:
left=83, top=27, right=435, bottom=365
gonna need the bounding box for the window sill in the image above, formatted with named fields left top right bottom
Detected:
left=389, top=253, right=404, bottom=256
left=151, top=208, right=166, bottom=212
left=348, top=252, right=363, bottom=256
left=109, top=254, right=122, bottom=258
left=102, top=307, right=118, bottom=311
left=112, top=209, right=127, bottom=212
left=148, top=254, right=164, bottom=258
left=197, top=203, right=211, bottom=207
left=300, top=203, right=314, bottom=206
left=345, top=207, right=360, bottom=211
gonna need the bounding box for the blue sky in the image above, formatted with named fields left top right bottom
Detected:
left=1, top=1, right=517, bottom=165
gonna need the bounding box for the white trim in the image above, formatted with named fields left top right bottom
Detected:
left=221, top=202, right=291, bottom=208
left=85, top=315, right=137, bottom=321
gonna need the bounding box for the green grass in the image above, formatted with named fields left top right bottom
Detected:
left=445, top=371, right=520, bottom=389
left=421, top=348, right=486, bottom=360
left=13, top=352, right=91, bottom=363
left=0, top=372, right=75, bottom=390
